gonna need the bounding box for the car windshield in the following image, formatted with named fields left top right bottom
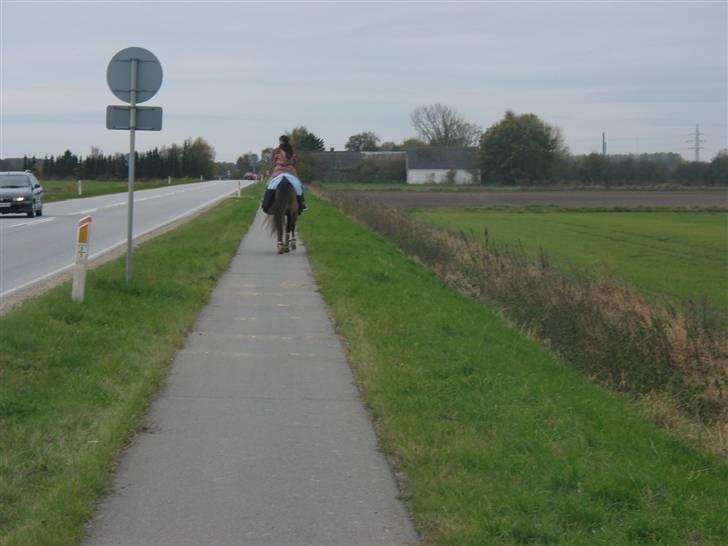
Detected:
left=0, top=175, right=31, bottom=188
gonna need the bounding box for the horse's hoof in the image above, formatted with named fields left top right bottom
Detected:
left=277, top=243, right=285, bottom=254
left=290, top=239, right=297, bottom=251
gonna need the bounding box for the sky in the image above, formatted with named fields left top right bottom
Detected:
left=1, top=0, right=726, bottom=163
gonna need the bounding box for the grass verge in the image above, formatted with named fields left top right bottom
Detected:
left=301, top=194, right=728, bottom=545
left=42, top=178, right=202, bottom=202
left=321, top=191, right=727, bottom=436
left=0, top=184, right=261, bottom=546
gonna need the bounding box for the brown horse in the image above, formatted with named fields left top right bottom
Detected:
left=266, top=177, right=299, bottom=254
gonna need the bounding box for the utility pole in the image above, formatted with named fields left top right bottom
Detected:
left=602, top=132, right=607, bottom=156
left=687, top=124, right=705, bottom=162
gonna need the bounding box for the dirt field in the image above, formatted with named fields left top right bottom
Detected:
left=332, top=189, right=728, bottom=209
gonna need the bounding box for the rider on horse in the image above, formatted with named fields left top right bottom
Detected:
left=262, top=135, right=306, bottom=214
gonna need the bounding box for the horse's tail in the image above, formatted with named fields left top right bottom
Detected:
left=268, top=177, right=298, bottom=238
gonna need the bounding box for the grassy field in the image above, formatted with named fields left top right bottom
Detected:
left=301, top=194, right=728, bottom=545
left=0, top=185, right=261, bottom=546
left=321, top=182, right=497, bottom=191
left=41, top=178, right=201, bottom=202
left=412, top=209, right=728, bottom=312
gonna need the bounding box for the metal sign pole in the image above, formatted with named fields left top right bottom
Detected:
left=107, top=46, right=162, bottom=282
left=126, top=58, right=137, bottom=282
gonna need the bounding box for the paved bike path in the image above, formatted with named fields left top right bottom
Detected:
left=84, top=211, right=419, bottom=546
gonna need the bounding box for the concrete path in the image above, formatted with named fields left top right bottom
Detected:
left=84, top=212, right=419, bottom=546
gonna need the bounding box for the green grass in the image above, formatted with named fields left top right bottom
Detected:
left=301, top=194, right=728, bottom=546
left=0, top=185, right=261, bottom=546
left=41, top=178, right=202, bottom=202
left=412, top=209, right=728, bottom=312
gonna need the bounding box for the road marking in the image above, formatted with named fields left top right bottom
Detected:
left=5, top=217, right=56, bottom=229
left=144, top=192, right=175, bottom=200
left=102, top=202, right=125, bottom=209
left=0, top=185, right=246, bottom=299
left=74, top=209, right=98, bottom=215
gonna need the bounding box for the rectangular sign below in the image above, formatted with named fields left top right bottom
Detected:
left=106, top=105, right=163, bottom=131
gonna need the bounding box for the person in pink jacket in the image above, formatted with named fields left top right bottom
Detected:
left=262, top=135, right=307, bottom=213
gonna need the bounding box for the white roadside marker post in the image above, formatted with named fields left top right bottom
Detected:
left=77, top=179, right=82, bottom=196
left=72, top=216, right=92, bottom=302
left=237, top=180, right=241, bottom=197
left=168, top=175, right=171, bottom=185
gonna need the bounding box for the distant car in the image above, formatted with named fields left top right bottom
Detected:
left=0, top=171, right=44, bottom=217
left=243, top=173, right=259, bottom=180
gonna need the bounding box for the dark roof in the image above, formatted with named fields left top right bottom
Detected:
left=407, top=147, right=479, bottom=170
left=310, top=151, right=363, bottom=170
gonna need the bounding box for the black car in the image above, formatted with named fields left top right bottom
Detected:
left=0, top=171, right=44, bottom=217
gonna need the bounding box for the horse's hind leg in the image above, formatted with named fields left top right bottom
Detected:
left=289, top=216, right=297, bottom=251
left=283, top=212, right=292, bottom=253
left=276, top=222, right=285, bottom=254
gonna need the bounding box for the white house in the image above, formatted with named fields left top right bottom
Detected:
left=406, top=147, right=480, bottom=185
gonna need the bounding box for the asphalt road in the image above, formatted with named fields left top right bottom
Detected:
left=0, top=179, right=254, bottom=299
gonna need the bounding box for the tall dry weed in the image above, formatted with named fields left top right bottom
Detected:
left=324, top=190, right=728, bottom=432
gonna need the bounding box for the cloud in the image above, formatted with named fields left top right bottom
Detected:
left=1, top=1, right=725, bottom=161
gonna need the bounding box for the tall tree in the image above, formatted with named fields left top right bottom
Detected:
left=410, top=103, right=481, bottom=147
left=236, top=152, right=258, bottom=174
left=399, top=138, right=428, bottom=150
left=184, top=137, right=215, bottom=178
left=288, top=126, right=325, bottom=152
left=345, top=131, right=380, bottom=152
left=480, top=111, right=568, bottom=185
left=379, top=141, right=399, bottom=151
left=260, top=148, right=273, bottom=167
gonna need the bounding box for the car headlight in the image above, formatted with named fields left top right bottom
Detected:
left=13, top=196, right=25, bottom=202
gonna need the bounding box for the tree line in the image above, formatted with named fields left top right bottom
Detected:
left=9, top=110, right=726, bottom=186
left=16, top=137, right=216, bottom=180
left=341, top=104, right=727, bottom=186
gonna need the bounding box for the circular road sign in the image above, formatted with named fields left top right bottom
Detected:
left=107, top=47, right=163, bottom=104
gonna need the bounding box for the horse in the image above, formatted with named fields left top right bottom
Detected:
left=265, top=176, right=300, bottom=254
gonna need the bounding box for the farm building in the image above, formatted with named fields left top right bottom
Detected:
left=310, top=151, right=363, bottom=182
left=309, top=151, right=406, bottom=183
left=406, top=147, right=480, bottom=184
left=306, top=148, right=480, bottom=184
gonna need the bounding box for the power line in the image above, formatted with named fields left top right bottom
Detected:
left=687, top=123, right=705, bottom=162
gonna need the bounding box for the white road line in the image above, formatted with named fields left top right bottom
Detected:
left=5, top=217, right=56, bottom=229
left=74, top=209, right=98, bottom=215
left=102, top=202, right=125, bottom=209
left=0, top=189, right=238, bottom=299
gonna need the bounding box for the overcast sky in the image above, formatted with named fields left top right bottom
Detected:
left=1, top=1, right=726, bottom=163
